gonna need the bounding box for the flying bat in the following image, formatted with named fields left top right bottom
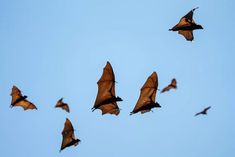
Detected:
left=10, top=85, right=37, bottom=110
left=55, top=98, right=70, bottom=113
left=130, top=72, right=161, bottom=115
left=195, top=106, right=211, bottom=116
left=92, top=61, right=123, bottom=115
left=161, top=78, right=177, bottom=93
left=60, top=118, right=80, bottom=151
left=169, top=7, right=203, bottom=41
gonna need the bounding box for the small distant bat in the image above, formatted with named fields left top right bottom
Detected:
left=92, top=61, right=123, bottom=115
left=161, top=78, right=177, bottom=93
left=55, top=98, right=70, bottom=113
left=60, top=118, right=80, bottom=152
left=10, top=85, right=37, bottom=110
left=169, top=7, right=203, bottom=41
left=130, top=72, right=161, bottom=115
left=195, top=106, right=211, bottom=116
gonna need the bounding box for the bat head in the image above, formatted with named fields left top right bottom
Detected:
left=195, top=24, right=203, bottom=29
left=154, top=102, right=161, bottom=108
left=116, top=96, right=123, bottom=101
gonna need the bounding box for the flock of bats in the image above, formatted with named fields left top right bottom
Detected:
left=8, top=8, right=209, bottom=152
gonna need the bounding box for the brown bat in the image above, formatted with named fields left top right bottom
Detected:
left=60, top=118, right=80, bottom=152
left=10, top=85, right=37, bottom=110
left=92, top=61, right=122, bottom=115
left=130, top=72, right=161, bottom=115
left=161, top=78, right=177, bottom=93
left=195, top=106, right=211, bottom=116
left=169, top=7, right=203, bottom=41
left=55, top=98, right=70, bottom=113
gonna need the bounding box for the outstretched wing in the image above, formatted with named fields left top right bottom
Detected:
left=15, top=99, right=37, bottom=110
left=132, top=72, right=158, bottom=113
left=178, top=30, right=194, bottom=41
left=204, top=106, right=211, bottom=113
left=194, top=112, right=202, bottom=116
left=161, top=86, right=172, bottom=93
left=11, top=85, right=23, bottom=105
left=61, top=118, right=77, bottom=151
left=93, top=62, right=120, bottom=115
left=170, top=7, right=198, bottom=31
left=10, top=85, right=37, bottom=110
left=94, top=62, right=115, bottom=107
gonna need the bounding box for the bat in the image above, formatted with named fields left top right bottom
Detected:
left=195, top=106, right=211, bottom=116
left=60, top=118, right=80, bottom=151
left=10, top=85, right=37, bottom=110
left=55, top=98, right=70, bottom=113
left=92, top=61, right=123, bottom=115
left=130, top=72, right=161, bottom=115
left=161, top=78, right=177, bottom=93
left=169, top=7, right=203, bottom=41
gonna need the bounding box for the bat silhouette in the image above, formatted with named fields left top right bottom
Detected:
left=55, top=98, right=70, bottom=113
left=92, top=61, right=122, bottom=115
left=161, top=78, right=177, bottom=93
left=195, top=106, right=211, bottom=116
left=169, top=7, right=203, bottom=41
left=130, top=72, right=161, bottom=115
left=10, top=85, right=37, bottom=110
left=60, top=118, right=80, bottom=152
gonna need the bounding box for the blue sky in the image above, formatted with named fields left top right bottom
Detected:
left=1, top=0, right=235, bottom=157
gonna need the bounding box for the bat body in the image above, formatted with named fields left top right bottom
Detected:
left=169, top=7, right=203, bottom=41
left=195, top=106, right=211, bottom=116
left=60, top=118, right=80, bottom=151
left=92, top=61, right=122, bottom=115
left=55, top=98, right=70, bottom=113
left=161, top=78, right=177, bottom=93
left=130, top=72, right=161, bottom=115
left=10, top=85, right=37, bottom=110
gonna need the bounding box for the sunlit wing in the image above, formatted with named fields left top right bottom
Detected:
left=93, top=62, right=121, bottom=115
left=178, top=30, right=194, bottom=41
left=132, top=72, right=158, bottom=113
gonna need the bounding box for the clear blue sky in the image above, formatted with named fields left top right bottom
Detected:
left=1, top=0, right=235, bottom=156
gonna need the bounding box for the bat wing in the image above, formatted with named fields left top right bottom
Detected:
left=98, top=102, right=120, bottom=115
left=170, top=8, right=198, bottom=31
left=194, top=112, right=202, bottom=116
left=131, top=72, right=158, bottom=114
left=178, top=30, right=194, bottom=41
left=61, top=118, right=79, bottom=151
left=204, top=106, right=211, bottom=113
left=11, top=85, right=23, bottom=105
left=183, top=7, right=198, bottom=21
left=14, top=99, right=37, bottom=110
left=161, top=86, right=172, bottom=93
left=171, top=17, right=191, bottom=31
left=94, top=62, right=115, bottom=107
left=93, top=62, right=120, bottom=115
